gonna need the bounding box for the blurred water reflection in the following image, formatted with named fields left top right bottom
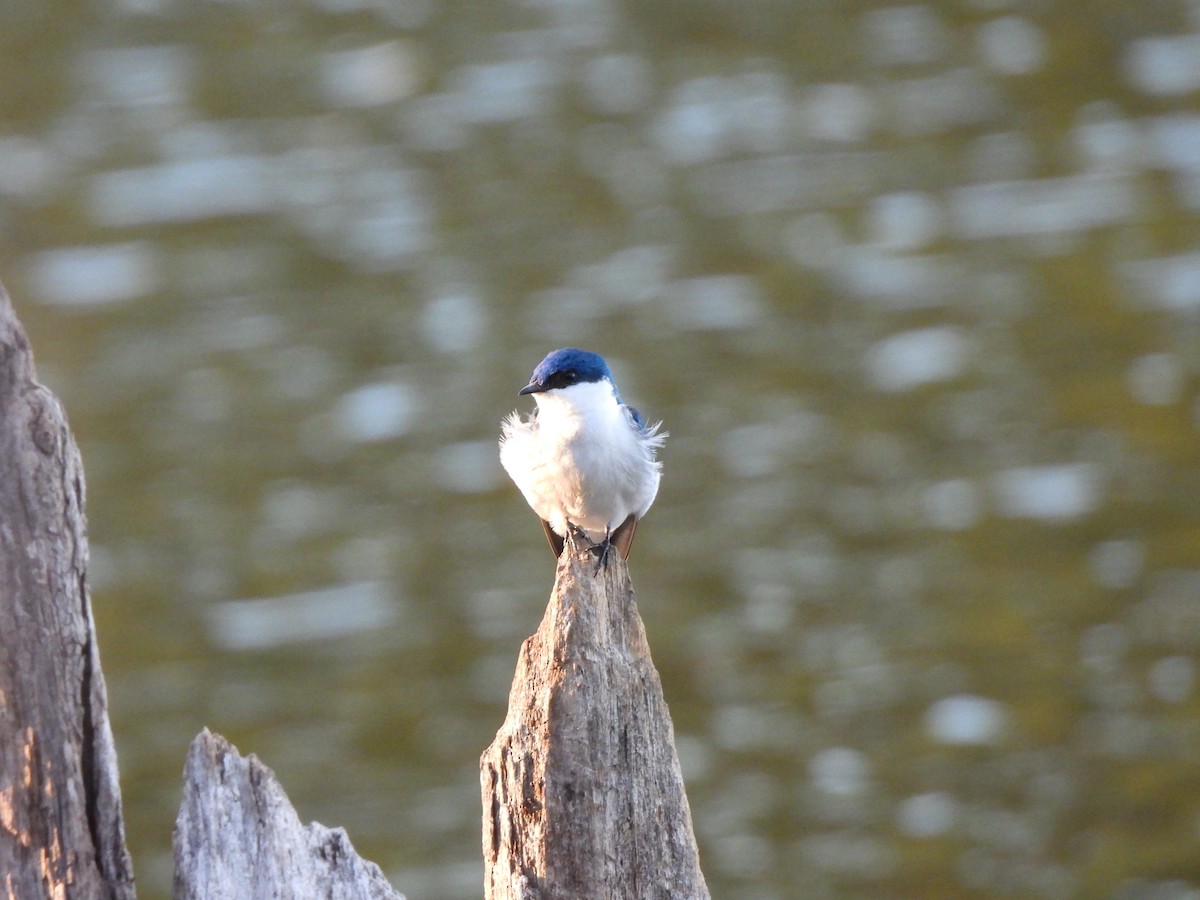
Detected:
left=5, top=1, right=1200, bottom=898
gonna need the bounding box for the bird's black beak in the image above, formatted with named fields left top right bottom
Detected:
left=518, top=382, right=548, bottom=395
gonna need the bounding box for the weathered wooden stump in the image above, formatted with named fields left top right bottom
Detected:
left=173, top=729, right=405, bottom=900
left=0, top=282, right=136, bottom=899
left=481, top=542, right=709, bottom=900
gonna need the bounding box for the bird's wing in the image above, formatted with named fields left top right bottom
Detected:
left=610, top=514, right=638, bottom=560
left=623, top=404, right=667, bottom=446
left=540, top=519, right=565, bottom=557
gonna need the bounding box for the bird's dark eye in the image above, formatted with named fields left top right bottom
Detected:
left=564, top=370, right=577, bottom=382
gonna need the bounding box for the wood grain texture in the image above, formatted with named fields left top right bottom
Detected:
left=481, top=542, right=709, bottom=900
left=173, top=729, right=405, bottom=900
left=0, top=282, right=135, bottom=899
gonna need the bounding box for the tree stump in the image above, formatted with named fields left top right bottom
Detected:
left=173, top=729, right=406, bottom=900
left=481, top=543, right=709, bottom=900
left=0, top=282, right=136, bottom=898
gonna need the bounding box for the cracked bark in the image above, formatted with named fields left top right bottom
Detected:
left=481, top=543, right=709, bottom=900
left=0, top=281, right=135, bottom=898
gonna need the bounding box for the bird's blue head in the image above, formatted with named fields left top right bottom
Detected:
left=519, top=348, right=613, bottom=396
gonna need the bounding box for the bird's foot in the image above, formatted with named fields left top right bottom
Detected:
left=563, top=521, right=615, bottom=573
left=590, top=526, right=615, bottom=574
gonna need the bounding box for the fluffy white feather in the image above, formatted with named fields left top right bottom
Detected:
left=500, top=379, right=665, bottom=544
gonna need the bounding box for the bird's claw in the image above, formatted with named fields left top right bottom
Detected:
left=564, top=521, right=615, bottom=574
left=590, top=525, right=615, bottom=574
left=591, top=540, right=614, bottom=574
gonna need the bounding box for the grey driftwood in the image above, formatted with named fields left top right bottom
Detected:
left=173, top=728, right=405, bottom=900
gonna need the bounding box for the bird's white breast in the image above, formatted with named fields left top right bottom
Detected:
left=499, top=380, right=662, bottom=542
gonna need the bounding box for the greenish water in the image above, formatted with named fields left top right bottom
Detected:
left=5, top=1, right=1200, bottom=897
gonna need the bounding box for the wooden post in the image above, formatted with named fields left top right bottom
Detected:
left=0, top=282, right=136, bottom=899
left=481, top=542, right=709, bottom=900
left=172, top=729, right=405, bottom=900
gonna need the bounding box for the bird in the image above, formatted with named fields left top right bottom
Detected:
left=499, top=347, right=666, bottom=567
